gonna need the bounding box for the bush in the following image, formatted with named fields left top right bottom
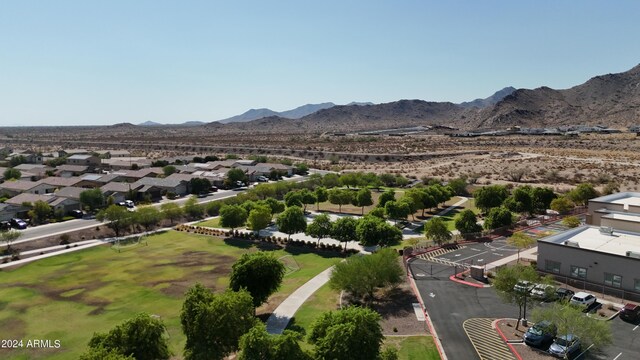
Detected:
left=59, top=234, right=70, bottom=245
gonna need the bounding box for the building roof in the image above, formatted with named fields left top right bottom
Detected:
left=62, top=148, right=88, bottom=155
left=39, top=177, right=83, bottom=187
left=14, top=164, right=48, bottom=171
left=133, top=177, right=187, bottom=189
left=101, top=182, right=138, bottom=193
left=96, top=150, right=130, bottom=156
left=590, top=192, right=640, bottom=207
left=55, top=164, right=89, bottom=172
left=540, top=225, right=640, bottom=258
left=5, top=193, right=56, bottom=205
left=68, top=154, right=96, bottom=160
left=54, top=186, right=86, bottom=200
left=0, top=180, right=40, bottom=191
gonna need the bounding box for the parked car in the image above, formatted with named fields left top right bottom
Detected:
left=555, top=287, right=575, bottom=301
left=0, top=221, right=11, bottom=230
left=124, top=200, right=135, bottom=208
left=548, top=334, right=580, bottom=357
left=570, top=292, right=597, bottom=308
left=68, top=209, right=83, bottom=218
left=197, top=192, right=209, bottom=198
left=10, top=218, right=27, bottom=229
left=514, top=280, right=534, bottom=293
left=210, top=186, right=218, bottom=192
left=523, top=320, right=557, bottom=347
left=620, top=303, right=640, bottom=322
left=531, top=284, right=557, bottom=301
left=257, top=176, right=269, bottom=182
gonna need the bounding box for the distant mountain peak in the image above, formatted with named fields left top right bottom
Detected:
left=459, top=87, right=517, bottom=109
left=138, top=121, right=163, bottom=126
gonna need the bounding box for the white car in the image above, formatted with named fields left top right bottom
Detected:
left=569, top=292, right=596, bottom=307
left=530, top=284, right=556, bottom=300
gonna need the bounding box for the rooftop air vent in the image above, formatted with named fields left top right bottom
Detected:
left=564, top=241, right=580, bottom=248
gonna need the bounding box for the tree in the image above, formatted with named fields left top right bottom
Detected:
left=562, top=215, right=581, bottom=228
left=454, top=209, right=482, bottom=236
left=504, top=186, right=534, bottom=216
left=423, top=217, right=452, bottom=245
left=96, top=205, right=133, bottom=238
left=0, top=229, right=21, bottom=252
left=384, top=200, right=410, bottom=224
left=379, top=173, right=396, bottom=187
left=484, top=207, right=513, bottom=230
left=339, top=172, right=360, bottom=188
left=352, top=188, right=373, bottom=215
left=355, top=215, right=402, bottom=247
left=226, top=168, right=248, bottom=187
left=531, top=187, right=556, bottom=213
left=493, top=264, right=547, bottom=329
left=299, top=189, right=317, bottom=212
left=253, top=183, right=276, bottom=200
left=474, top=185, right=509, bottom=213
left=314, top=186, right=328, bottom=211
left=447, top=177, right=468, bottom=196
left=189, top=178, right=212, bottom=195
left=183, top=196, right=204, bottom=219
left=305, top=213, right=333, bottom=245
left=247, top=205, right=272, bottom=234
left=407, top=188, right=437, bottom=217
left=531, top=303, right=613, bottom=353
left=181, top=284, right=256, bottom=360
left=79, top=347, right=134, bottom=360
left=328, top=188, right=353, bottom=213
left=329, top=248, right=403, bottom=303
left=507, top=232, right=536, bottom=263
left=3, top=167, right=21, bottom=181
left=567, top=183, right=598, bottom=206
left=85, top=313, right=170, bottom=360
left=238, top=323, right=311, bottom=360
left=219, top=204, right=248, bottom=230
left=276, top=206, right=307, bottom=239
left=377, top=190, right=396, bottom=208
left=80, top=188, right=105, bottom=212
left=9, top=155, right=26, bottom=167
left=309, top=306, right=384, bottom=360
left=322, top=173, right=340, bottom=188
left=284, top=191, right=303, bottom=208
left=160, top=202, right=183, bottom=224
left=28, top=200, right=52, bottom=225
left=295, top=162, right=309, bottom=175
left=331, top=216, right=359, bottom=251
left=134, top=207, right=163, bottom=232
left=550, top=196, right=574, bottom=214
left=162, top=165, right=177, bottom=177
left=262, top=197, right=285, bottom=215
left=229, top=252, right=286, bottom=308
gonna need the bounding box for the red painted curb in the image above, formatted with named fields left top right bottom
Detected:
left=493, top=319, right=524, bottom=360
left=449, top=273, right=485, bottom=288
left=407, top=274, right=447, bottom=360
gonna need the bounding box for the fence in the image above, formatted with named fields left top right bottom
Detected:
left=539, top=270, right=640, bottom=303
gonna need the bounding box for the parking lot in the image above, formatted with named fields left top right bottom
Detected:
left=408, top=223, right=640, bottom=360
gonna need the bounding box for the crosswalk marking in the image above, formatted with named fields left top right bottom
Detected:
left=417, top=246, right=471, bottom=268
left=463, top=318, right=516, bottom=360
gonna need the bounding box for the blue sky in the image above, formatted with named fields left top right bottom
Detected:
left=1, top=1, right=639, bottom=126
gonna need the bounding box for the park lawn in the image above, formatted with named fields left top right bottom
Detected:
left=0, top=231, right=340, bottom=360
left=195, top=217, right=223, bottom=228
left=384, top=336, right=440, bottom=360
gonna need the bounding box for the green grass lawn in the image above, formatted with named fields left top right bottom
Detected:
left=195, top=217, right=222, bottom=228
left=385, top=336, right=440, bottom=360
left=0, top=231, right=340, bottom=360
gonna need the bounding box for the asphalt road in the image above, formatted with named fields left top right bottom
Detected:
left=410, top=259, right=516, bottom=360
left=11, top=175, right=308, bottom=246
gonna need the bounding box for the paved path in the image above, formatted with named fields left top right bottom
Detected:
left=266, top=265, right=335, bottom=334
left=264, top=197, right=470, bottom=334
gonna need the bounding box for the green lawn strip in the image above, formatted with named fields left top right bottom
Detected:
left=384, top=336, right=440, bottom=360
left=195, top=217, right=223, bottom=228
left=0, top=231, right=339, bottom=360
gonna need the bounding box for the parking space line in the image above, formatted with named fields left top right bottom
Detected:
left=613, top=352, right=623, bottom=360
left=463, top=318, right=516, bottom=360
left=457, top=251, right=488, bottom=262
left=633, top=324, right=638, bottom=331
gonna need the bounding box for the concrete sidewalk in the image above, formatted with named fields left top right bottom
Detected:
left=266, top=265, right=335, bottom=334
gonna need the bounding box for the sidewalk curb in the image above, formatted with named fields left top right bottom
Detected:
left=492, top=319, right=524, bottom=360
left=449, top=270, right=492, bottom=288
left=407, top=274, right=448, bottom=360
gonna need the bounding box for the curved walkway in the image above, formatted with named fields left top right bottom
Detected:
left=265, top=196, right=470, bottom=335
left=266, top=265, right=335, bottom=334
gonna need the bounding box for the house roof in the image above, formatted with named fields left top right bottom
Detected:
left=96, top=150, right=130, bottom=156
left=0, top=180, right=40, bottom=191
left=54, top=186, right=86, bottom=200
left=68, top=154, right=96, bottom=160
left=39, top=177, right=83, bottom=187
left=62, top=148, right=88, bottom=155
left=5, top=193, right=56, bottom=205
left=55, top=164, right=89, bottom=172
left=14, top=164, right=49, bottom=171
left=540, top=225, right=640, bottom=258
left=133, top=177, right=187, bottom=189
left=101, top=182, right=140, bottom=193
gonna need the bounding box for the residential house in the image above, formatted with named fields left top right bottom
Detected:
left=67, top=154, right=100, bottom=168
left=0, top=180, right=51, bottom=197
left=132, top=177, right=189, bottom=199
left=5, top=193, right=81, bottom=217
left=0, top=203, right=27, bottom=221
left=55, top=164, right=90, bottom=178
left=101, top=182, right=141, bottom=204
left=95, top=150, right=131, bottom=158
